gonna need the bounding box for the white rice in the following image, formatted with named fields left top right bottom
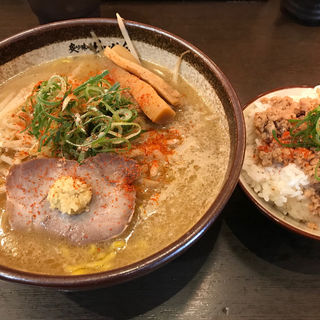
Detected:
left=242, top=92, right=317, bottom=224
left=242, top=161, right=309, bottom=208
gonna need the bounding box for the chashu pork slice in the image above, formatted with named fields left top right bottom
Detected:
left=6, top=153, right=139, bottom=245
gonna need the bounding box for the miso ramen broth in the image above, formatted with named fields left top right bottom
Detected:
left=0, top=54, right=230, bottom=275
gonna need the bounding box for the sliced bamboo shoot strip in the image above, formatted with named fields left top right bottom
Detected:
left=112, top=45, right=140, bottom=65
left=105, top=46, right=182, bottom=107
left=110, top=65, right=175, bottom=124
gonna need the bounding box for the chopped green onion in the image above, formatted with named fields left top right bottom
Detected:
left=272, top=106, right=320, bottom=150
left=22, top=69, right=141, bottom=162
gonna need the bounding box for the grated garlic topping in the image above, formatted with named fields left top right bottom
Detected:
left=47, top=176, right=92, bottom=215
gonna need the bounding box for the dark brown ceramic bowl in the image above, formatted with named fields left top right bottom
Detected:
left=240, top=86, right=320, bottom=240
left=0, top=18, right=245, bottom=290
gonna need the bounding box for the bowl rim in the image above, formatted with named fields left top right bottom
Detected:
left=239, top=85, right=320, bottom=241
left=0, top=18, right=245, bottom=289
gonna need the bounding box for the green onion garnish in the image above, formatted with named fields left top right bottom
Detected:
left=271, top=105, right=320, bottom=181
left=22, top=70, right=141, bottom=162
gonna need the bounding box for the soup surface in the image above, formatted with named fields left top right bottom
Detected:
left=0, top=54, right=230, bottom=275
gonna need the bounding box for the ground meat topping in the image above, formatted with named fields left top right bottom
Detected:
left=253, top=95, right=320, bottom=216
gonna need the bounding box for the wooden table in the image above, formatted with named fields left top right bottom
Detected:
left=2, top=1, right=320, bottom=319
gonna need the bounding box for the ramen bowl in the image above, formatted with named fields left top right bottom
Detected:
left=0, top=18, right=245, bottom=290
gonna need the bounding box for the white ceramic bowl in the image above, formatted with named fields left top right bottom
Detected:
left=240, top=86, right=320, bottom=240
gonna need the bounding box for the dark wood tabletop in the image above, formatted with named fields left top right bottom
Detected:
left=2, top=0, right=320, bottom=319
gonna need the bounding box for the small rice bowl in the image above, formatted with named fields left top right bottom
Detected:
left=241, top=87, right=320, bottom=233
